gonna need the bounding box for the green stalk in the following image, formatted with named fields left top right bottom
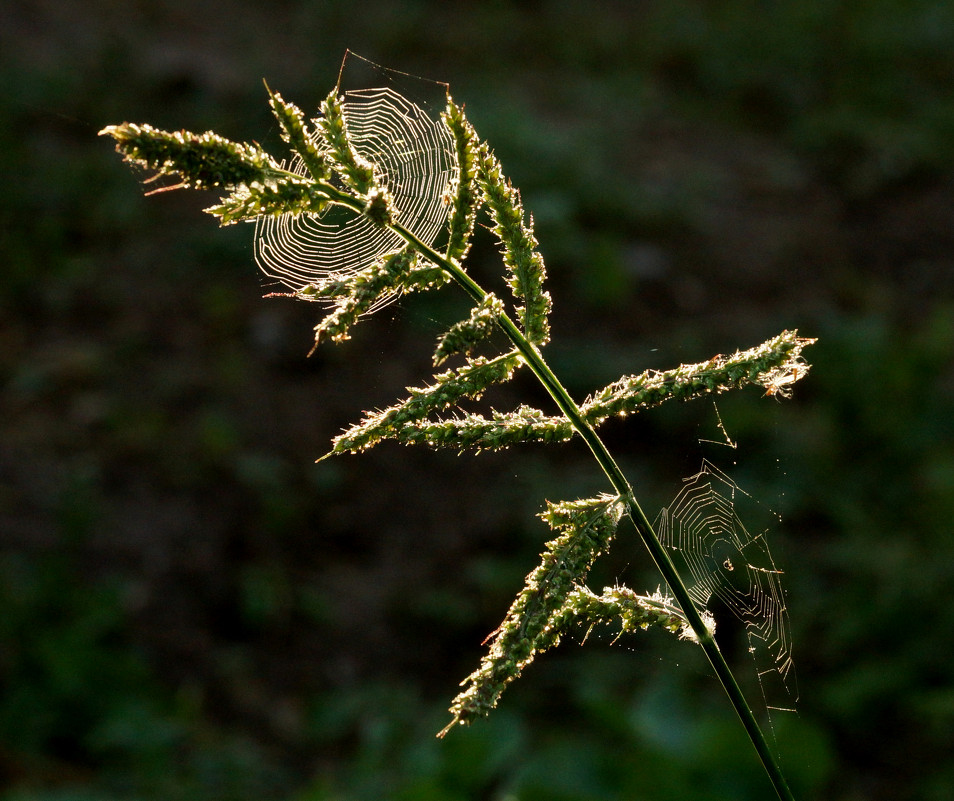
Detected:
left=385, top=220, right=795, bottom=801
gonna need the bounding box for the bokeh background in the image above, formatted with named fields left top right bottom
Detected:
left=2, top=1, right=953, bottom=799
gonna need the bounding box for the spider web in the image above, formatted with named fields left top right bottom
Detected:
left=254, top=54, right=458, bottom=300
left=656, top=460, right=797, bottom=714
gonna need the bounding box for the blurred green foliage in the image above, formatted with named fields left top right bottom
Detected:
left=2, top=1, right=953, bottom=800
left=0, top=551, right=289, bottom=800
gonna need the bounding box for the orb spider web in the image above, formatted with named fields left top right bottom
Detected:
left=656, top=460, right=797, bottom=715
left=254, top=52, right=459, bottom=306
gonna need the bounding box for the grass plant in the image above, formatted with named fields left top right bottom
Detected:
left=101, top=62, right=813, bottom=800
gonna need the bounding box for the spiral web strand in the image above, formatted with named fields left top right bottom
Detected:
left=657, top=460, right=797, bottom=714
left=254, top=84, right=458, bottom=301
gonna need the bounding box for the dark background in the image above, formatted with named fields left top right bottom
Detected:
left=2, top=1, right=953, bottom=799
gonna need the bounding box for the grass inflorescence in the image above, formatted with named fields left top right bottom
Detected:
left=101, top=65, right=812, bottom=801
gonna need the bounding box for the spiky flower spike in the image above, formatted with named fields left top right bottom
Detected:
left=318, top=89, right=377, bottom=196
left=440, top=495, right=626, bottom=735
left=99, top=123, right=282, bottom=191
left=442, top=99, right=481, bottom=263
left=264, top=83, right=330, bottom=183
left=477, top=143, right=552, bottom=347
left=103, top=65, right=810, bottom=801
